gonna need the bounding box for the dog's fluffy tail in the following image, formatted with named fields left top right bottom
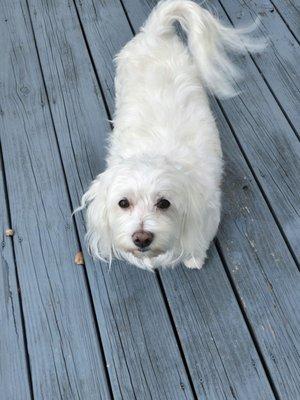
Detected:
left=142, top=0, right=266, bottom=98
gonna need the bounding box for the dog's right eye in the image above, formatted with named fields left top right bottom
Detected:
left=118, top=198, right=130, bottom=209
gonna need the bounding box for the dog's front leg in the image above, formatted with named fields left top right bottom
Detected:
left=183, top=255, right=205, bottom=269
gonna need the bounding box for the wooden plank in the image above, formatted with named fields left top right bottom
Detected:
left=74, top=0, right=132, bottom=113
left=206, top=0, right=300, bottom=262
left=218, top=0, right=300, bottom=135
left=25, top=0, right=196, bottom=398
left=212, top=95, right=300, bottom=400
left=72, top=1, right=282, bottom=398
left=84, top=0, right=300, bottom=398
left=160, top=249, right=275, bottom=400
left=0, top=1, right=112, bottom=399
left=0, top=155, right=32, bottom=399
left=264, top=0, right=300, bottom=43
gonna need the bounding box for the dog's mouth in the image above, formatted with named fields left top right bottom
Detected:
left=130, top=247, right=163, bottom=258
left=132, top=248, right=151, bottom=257
left=137, top=248, right=149, bottom=253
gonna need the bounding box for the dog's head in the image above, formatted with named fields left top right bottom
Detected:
left=80, top=156, right=210, bottom=269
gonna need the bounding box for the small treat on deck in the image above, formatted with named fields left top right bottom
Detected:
left=5, top=228, right=14, bottom=237
left=75, top=251, right=84, bottom=265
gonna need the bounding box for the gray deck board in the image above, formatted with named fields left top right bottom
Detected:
left=25, top=0, right=196, bottom=398
left=0, top=156, right=32, bottom=399
left=0, top=0, right=112, bottom=399
left=271, top=0, right=300, bottom=42
left=213, top=96, right=300, bottom=400
left=1, top=0, right=299, bottom=399
left=208, top=0, right=300, bottom=261
left=218, top=0, right=300, bottom=135
left=159, top=251, right=275, bottom=400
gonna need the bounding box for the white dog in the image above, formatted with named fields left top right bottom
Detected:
left=79, top=0, right=264, bottom=270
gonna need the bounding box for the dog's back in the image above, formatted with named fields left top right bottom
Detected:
left=111, top=0, right=264, bottom=167
left=116, top=0, right=265, bottom=100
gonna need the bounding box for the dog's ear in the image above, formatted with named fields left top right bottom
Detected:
left=80, top=171, right=112, bottom=261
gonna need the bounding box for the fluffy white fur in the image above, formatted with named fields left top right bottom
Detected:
left=79, top=0, right=265, bottom=270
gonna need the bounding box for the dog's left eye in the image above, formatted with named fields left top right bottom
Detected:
left=156, top=198, right=171, bottom=209
left=118, top=198, right=130, bottom=208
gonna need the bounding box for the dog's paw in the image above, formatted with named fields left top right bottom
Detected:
left=183, top=257, right=204, bottom=269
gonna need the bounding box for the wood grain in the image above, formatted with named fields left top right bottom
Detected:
left=0, top=154, right=32, bottom=399
left=264, top=0, right=300, bottom=43
left=206, top=0, right=300, bottom=262
left=160, top=249, right=275, bottom=400
left=0, top=0, right=112, bottom=398
left=218, top=0, right=300, bottom=135
left=213, top=95, right=300, bottom=400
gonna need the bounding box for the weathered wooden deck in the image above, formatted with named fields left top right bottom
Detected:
left=1, top=0, right=299, bottom=399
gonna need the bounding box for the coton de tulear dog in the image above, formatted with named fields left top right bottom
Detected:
left=79, top=0, right=264, bottom=270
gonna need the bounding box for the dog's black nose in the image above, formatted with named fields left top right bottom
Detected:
left=132, top=230, right=154, bottom=249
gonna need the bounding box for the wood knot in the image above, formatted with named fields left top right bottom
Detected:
left=20, top=86, right=30, bottom=96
